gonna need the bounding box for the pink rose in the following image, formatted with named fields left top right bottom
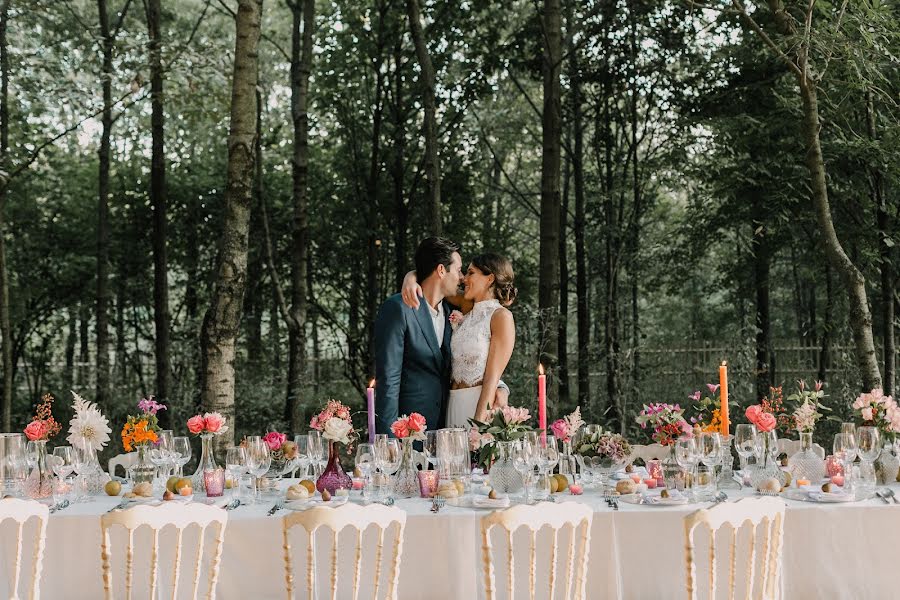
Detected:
left=861, top=407, right=873, bottom=422
left=187, top=415, right=205, bottom=435
left=309, top=415, right=320, bottom=430
left=262, top=431, right=286, bottom=451
left=756, top=413, right=777, bottom=432
left=550, top=419, right=568, bottom=440
left=407, top=412, right=427, bottom=432
left=745, top=405, right=762, bottom=425
left=24, top=420, right=46, bottom=441
left=391, top=419, right=410, bottom=438
left=203, top=412, right=225, bottom=433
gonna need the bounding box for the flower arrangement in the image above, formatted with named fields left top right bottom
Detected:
left=469, top=405, right=534, bottom=468
left=575, top=429, right=631, bottom=462
left=787, top=380, right=830, bottom=433
left=745, top=404, right=776, bottom=432
left=262, top=431, right=298, bottom=463
left=67, top=391, right=111, bottom=451
left=24, top=394, right=62, bottom=441
left=635, top=403, right=691, bottom=446
left=391, top=413, right=427, bottom=441
left=852, top=389, right=900, bottom=441
left=689, top=384, right=725, bottom=433
left=310, top=399, right=357, bottom=445
left=186, top=412, right=228, bottom=436
left=550, top=407, right=584, bottom=443
left=121, top=396, right=164, bottom=452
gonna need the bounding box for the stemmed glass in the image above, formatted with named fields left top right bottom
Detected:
left=515, top=438, right=538, bottom=502
left=675, top=436, right=700, bottom=497
left=172, top=437, right=192, bottom=477
left=225, top=446, right=247, bottom=500
left=149, top=434, right=172, bottom=490
left=535, top=434, right=559, bottom=498
left=698, top=432, right=723, bottom=488
left=293, top=435, right=310, bottom=478
left=308, top=431, right=325, bottom=478
left=52, top=446, right=75, bottom=502
left=423, top=431, right=438, bottom=471
left=856, top=426, right=880, bottom=494
left=355, top=443, right=376, bottom=500
left=245, top=436, right=272, bottom=502
left=159, top=430, right=175, bottom=476
left=376, top=438, right=401, bottom=499
left=734, top=424, right=757, bottom=475
left=833, top=432, right=857, bottom=492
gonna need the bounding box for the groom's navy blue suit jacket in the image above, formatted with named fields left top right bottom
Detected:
left=374, top=293, right=452, bottom=436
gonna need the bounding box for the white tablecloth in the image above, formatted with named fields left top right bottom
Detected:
left=23, top=482, right=900, bottom=599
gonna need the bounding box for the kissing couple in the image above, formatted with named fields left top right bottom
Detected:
left=374, top=237, right=517, bottom=436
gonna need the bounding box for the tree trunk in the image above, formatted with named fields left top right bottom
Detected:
left=818, top=262, right=833, bottom=382
left=558, top=126, right=571, bottom=407
left=79, top=301, right=90, bottom=386
left=627, top=1, right=641, bottom=410
left=247, top=89, right=264, bottom=365
left=867, top=90, right=893, bottom=396
left=406, top=0, right=441, bottom=235
left=96, top=0, right=116, bottom=407
left=64, top=309, right=77, bottom=391
left=538, top=0, right=562, bottom=408
left=799, top=80, right=880, bottom=390
left=602, top=32, right=620, bottom=430
left=115, top=274, right=126, bottom=382
left=200, top=0, right=264, bottom=451
left=284, top=0, right=313, bottom=432
left=0, top=0, right=11, bottom=431
left=751, top=190, right=772, bottom=400
left=147, top=0, right=170, bottom=425
left=392, top=41, right=407, bottom=290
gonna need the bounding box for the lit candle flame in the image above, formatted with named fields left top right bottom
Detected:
left=721, top=361, right=727, bottom=367
left=368, top=379, right=375, bottom=388
left=538, top=364, right=545, bottom=376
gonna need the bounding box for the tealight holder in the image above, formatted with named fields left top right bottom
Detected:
left=417, top=470, right=439, bottom=498
left=204, top=468, right=225, bottom=498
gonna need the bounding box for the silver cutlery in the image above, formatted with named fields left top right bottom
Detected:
left=267, top=500, right=285, bottom=516
left=381, top=497, right=395, bottom=506
left=611, top=497, right=619, bottom=511
left=106, top=500, right=128, bottom=513
left=876, top=490, right=891, bottom=504
left=430, top=495, right=446, bottom=513
left=879, top=488, right=898, bottom=504
left=709, top=491, right=728, bottom=506
left=49, top=499, right=70, bottom=514
left=223, top=498, right=241, bottom=511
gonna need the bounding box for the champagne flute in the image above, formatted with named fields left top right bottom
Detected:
left=424, top=431, right=438, bottom=470
left=172, top=437, right=192, bottom=477
left=159, top=430, right=175, bottom=476
left=308, top=431, right=325, bottom=478
left=293, top=434, right=310, bottom=478
left=225, top=446, right=247, bottom=500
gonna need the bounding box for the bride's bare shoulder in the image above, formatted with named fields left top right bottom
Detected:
left=490, top=306, right=514, bottom=328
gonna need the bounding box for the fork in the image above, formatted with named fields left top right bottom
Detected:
left=224, top=499, right=241, bottom=511
left=430, top=496, right=446, bottom=513
left=267, top=500, right=285, bottom=516
left=106, top=500, right=128, bottom=513
left=882, top=488, right=899, bottom=504
left=49, top=499, right=70, bottom=514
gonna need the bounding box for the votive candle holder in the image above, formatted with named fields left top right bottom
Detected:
left=204, top=468, right=225, bottom=498
left=417, top=470, right=439, bottom=498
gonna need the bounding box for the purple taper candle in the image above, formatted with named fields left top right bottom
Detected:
left=367, top=379, right=376, bottom=444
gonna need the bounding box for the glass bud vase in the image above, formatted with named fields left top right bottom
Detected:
left=128, top=444, right=157, bottom=485
left=787, top=431, right=825, bottom=484
left=316, top=441, right=352, bottom=494
left=192, top=434, right=219, bottom=493
left=76, top=440, right=110, bottom=495
left=875, top=441, right=900, bottom=485
left=557, top=440, right=577, bottom=479
left=487, top=441, right=523, bottom=494
left=661, top=447, right=681, bottom=490
left=750, top=432, right=786, bottom=490
left=24, top=439, right=53, bottom=499
left=392, top=439, right=420, bottom=498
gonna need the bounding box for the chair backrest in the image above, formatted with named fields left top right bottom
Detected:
left=282, top=503, right=406, bottom=600
left=100, top=503, right=228, bottom=600
left=480, top=501, right=593, bottom=600
left=0, top=498, right=49, bottom=600
left=777, top=439, right=825, bottom=459
left=107, top=453, right=136, bottom=478
left=683, top=496, right=786, bottom=600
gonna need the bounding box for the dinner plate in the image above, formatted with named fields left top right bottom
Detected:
left=446, top=496, right=509, bottom=509
left=619, top=492, right=689, bottom=506
left=283, top=495, right=349, bottom=511
left=123, top=495, right=158, bottom=503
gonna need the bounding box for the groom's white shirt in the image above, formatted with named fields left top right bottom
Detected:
left=427, top=301, right=445, bottom=348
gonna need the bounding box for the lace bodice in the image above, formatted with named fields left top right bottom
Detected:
left=451, top=299, right=502, bottom=386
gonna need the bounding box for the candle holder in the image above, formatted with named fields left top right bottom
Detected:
left=417, top=470, right=439, bottom=498
left=204, top=468, right=225, bottom=498
left=717, top=435, right=741, bottom=490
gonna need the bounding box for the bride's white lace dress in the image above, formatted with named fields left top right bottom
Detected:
left=446, top=299, right=502, bottom=428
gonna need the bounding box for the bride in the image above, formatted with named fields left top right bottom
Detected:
left=402, top=253, right=516, bottom=426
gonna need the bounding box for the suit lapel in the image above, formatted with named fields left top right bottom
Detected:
left=441, top=301, right=452, bottom=368
left=413, top=301, right=444, bottom=369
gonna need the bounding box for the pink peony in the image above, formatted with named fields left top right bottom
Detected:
left=407, top=412, right=427, bottom=432
left=24, top=420, right=46, bottom=441
left=861, top=407, right=873, bottom=422
left=745, top=405, right=762, bottom=424
left=391, top=419, right=410, bottom=439
left=262, top=431, right=287, bottom=451
left=203, top=412, right=225, bottom=433
left=756, top=413, right=777, bottom=432
left=186, top=415, right=205, bottom=435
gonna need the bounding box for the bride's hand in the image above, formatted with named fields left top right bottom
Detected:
left=493, top=387, right=509, bottom=409
left=401, top=271, right=422, bottom=309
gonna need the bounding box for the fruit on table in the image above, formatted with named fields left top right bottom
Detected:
left=660, top=489, right=670, bottom=499
left=615, top=479, right=636, bottom=495
left=166, top=476, right=181, bottom=493
left=321, top=489, right=332, bottom=501
left=173, top=478, right=192, bottom=493
left=163, top=490, right=175, bottom=501
left=624, top=464, right=634, bottom=473
left=299, top=480, right=316, bottom=495
left=104, top=480, right=122, bottom=496
left=488, top=489, right=498, bottom=500
left=569, top=484, right=584, bottom=495
left=553, top=474, right=568, bottom=492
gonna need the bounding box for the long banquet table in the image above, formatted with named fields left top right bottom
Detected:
left=28, top=480, right=900, bottom=599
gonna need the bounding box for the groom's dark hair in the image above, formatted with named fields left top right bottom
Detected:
left=415, top=237, right=461, bottom=280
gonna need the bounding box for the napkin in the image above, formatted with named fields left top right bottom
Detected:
left=472, top=495, right=511, bottom=509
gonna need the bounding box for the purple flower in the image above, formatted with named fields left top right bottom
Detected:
left=706, top=384, right=720, bottom=395
left=689, top=391, right=701, bottom=402
left=138, top=396, right=166, bottom=415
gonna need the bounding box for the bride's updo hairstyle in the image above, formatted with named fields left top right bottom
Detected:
left=471, top=253, right=517, bottom=307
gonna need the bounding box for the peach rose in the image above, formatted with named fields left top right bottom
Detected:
left=203, top=412, right=225, bottom=433
left=745, top=405, right=762, bottom=425
left=391, top=419, right=410, bottom=439
left=407, top=412, right=427, bottom=433
left=24, top=420, right=46, bottom=441
left=756, top=413, right=777, bottom=433
left=186, top=415, right=205, bottom=435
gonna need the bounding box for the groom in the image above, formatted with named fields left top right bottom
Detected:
left=374, top=237, right=507, bottom=435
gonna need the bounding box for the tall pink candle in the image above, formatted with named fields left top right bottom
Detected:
left=538, top=364, right=547, bottom=444
left=367, top=380, right=376, bottom=444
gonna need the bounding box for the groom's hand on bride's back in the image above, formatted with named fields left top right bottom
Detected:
left=401, top=272, right=423, bottom=309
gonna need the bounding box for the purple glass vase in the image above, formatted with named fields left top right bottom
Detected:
left=316, top=440, right=352, bottom=494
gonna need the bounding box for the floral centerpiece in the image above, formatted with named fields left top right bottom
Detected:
left=575, top=428, right=632, bottom=487
left=121, top=396, right=165, bottom=484
left=23, top=394, right=62, bottom=499
left=550, top=407, right=584, bottom=477
left=67, top=391, right=112, bottom=494
left=852, top=388, right=900, bottom=483
left=469, top=406, right=534, bottom=494
left=783, top=380, right=830, bottom=483
left=744, top=399, right=786, bottom=488
left=310, top=399, right=357, bottom=493
left=390, top=413, right=428, bottom=498
left=689, top=385, right=725, bottom=433
left=261, top=431, right=299, bottom=477
left=635, top=403, right=691, bottom=446
left=187, top=412, right=228, bottom=495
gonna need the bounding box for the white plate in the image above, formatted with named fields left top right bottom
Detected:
left=619, top=492, right=689, bottom=506
left=123, top=495, right=157, bottom=503
left=445, top=496, right=505, bottom=509
left=163, top=494, right=194, bottom=503
left=284, top=495, right=349, bottom=511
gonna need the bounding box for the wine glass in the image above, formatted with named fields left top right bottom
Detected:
left=158, top=430, right=175, bottom=476
left=149, top=435, right=172, bottom=487
left=225, top=446, right=247, bottom=500
left=172, top=437, right=192, bottom=477
left=308, top=431, right=325, bottom=478
left=376, top=438, right=401, bottom=476
left=734, top=424, right=757, bottom=465
left=245, top=436, right=272, bottom=502
left=833, top=432, right=857, bottom=491
left=675, top=436, right=699, bottom=496
left=355, top=443, right=376, bottom=500
left=857, top=426, right=881, bottom=463
left=534, top=434, right=559, bottom=497
left=423, top=431, right=438, bottom=470
left=293, top=434, right=310, bottom=478
left=51, top=446, right=75, bottom=502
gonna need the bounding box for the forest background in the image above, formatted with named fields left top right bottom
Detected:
left=0, top=0, right=897, bottom=458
